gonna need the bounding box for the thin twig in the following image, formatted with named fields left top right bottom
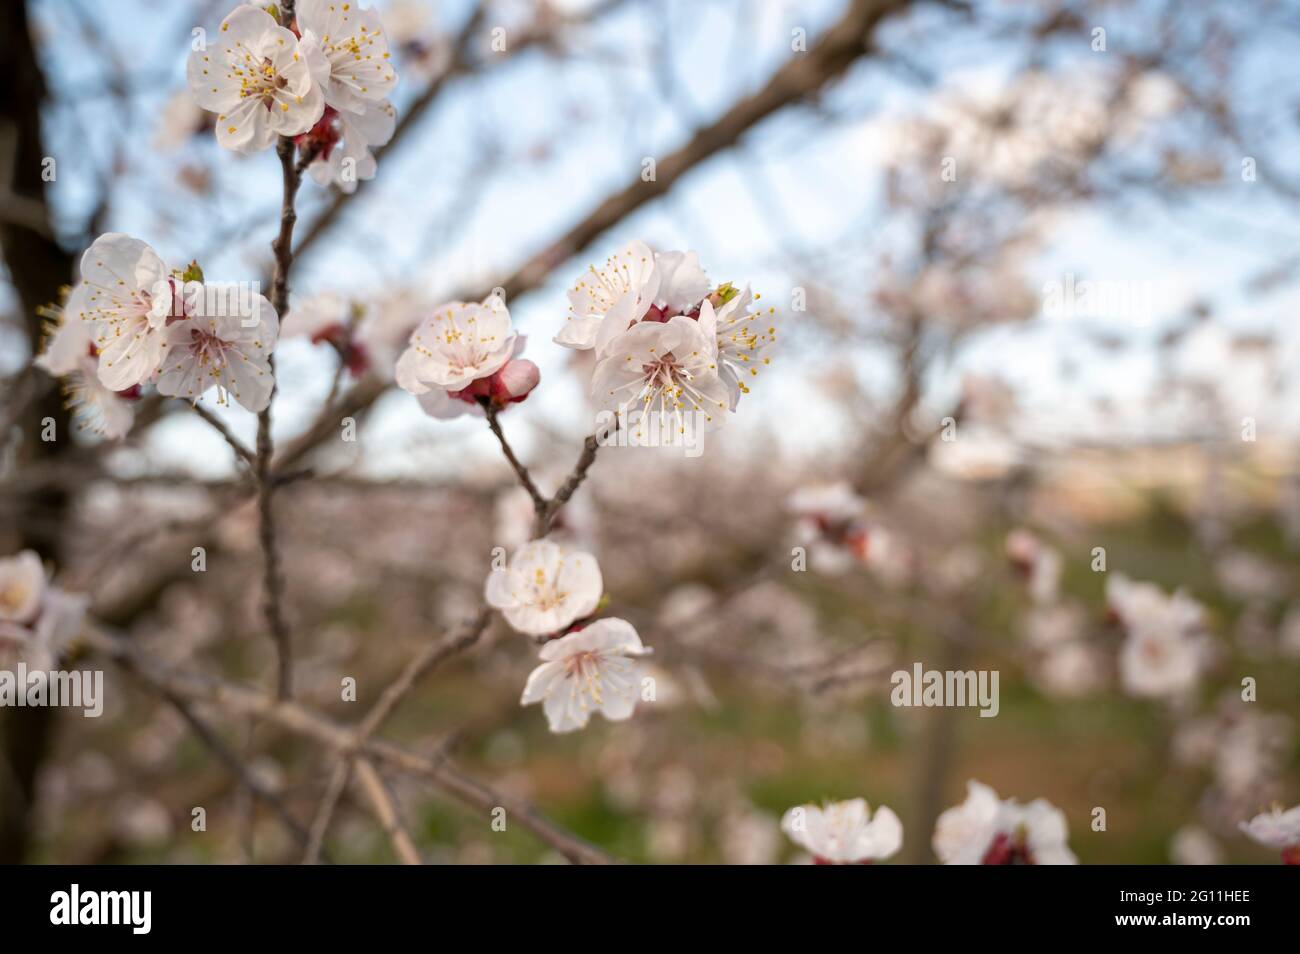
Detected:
left=302, top=609, right=492, bottom=862
left=535, top=424, right=609, bottom=538
left=353, top=758, right=422, bottom=865
left=189, top=402, right=256, bottom=468
left=356, top=609, right=493, bottom=742
left=484, top=404, right=545, bottom=516
left=302, top=758, right=352, bottom=865
left=256, top=128, right=307, bottom=700
left=485, top=404, right=611, bottom=539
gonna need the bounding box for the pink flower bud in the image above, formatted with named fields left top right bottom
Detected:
left=495, top=358, right=540, bottom=403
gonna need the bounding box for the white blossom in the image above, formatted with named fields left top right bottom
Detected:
left=485, top=540, right=602, bottom=636
left=780, top=799, right=903, bottom=863
left=0, top=550, right=45, bottom=624
left=76, top=233, right=173, bottom=391
left=554, top=241, right=658, bottom=352
left=186, top=4, right=325, bottom=153
left=520, top=618, right=651, bottom=733
left=154, top=89, right=209, bottom=150
left=395, top=296, right=515, bottom=395
left=0, top=552, right=87, bottom=677
left=1239, top=804, right=1300, bottom=855
left=650, top=250, right=709, bottom=313
left=305, top=100, right=396, bottom=192
left=1107, top=574, right=1207, bottom=699
left=155, top=294, right=280, bottom=412
left=787, top=481, right=870, bottom=574
left=35, top=284, right=135, bottom=439
left=297, top=0, right=398, bottom=115
left=590, top=314, right=730, bottom=431
left=933, top=780, right=1077, bottom=865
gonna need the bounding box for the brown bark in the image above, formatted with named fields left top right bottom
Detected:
left=0, top=0, right=76, bottom=863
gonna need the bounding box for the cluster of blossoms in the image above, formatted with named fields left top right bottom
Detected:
left=36, top=233, right=280, bottom=435
left=484, top=540, right=651, bottom=734
left=781, top=781, right=1076, bottom=864
left=187, top=2, right=397, bottom=190
left=1106, top=573, right=1210, bottom=699
left=0, top=552, right=87, bottom=678
left=555, top=241, right=777, bottom=439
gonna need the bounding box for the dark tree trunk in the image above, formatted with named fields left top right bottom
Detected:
left=0, top=0, right=76, bottom=864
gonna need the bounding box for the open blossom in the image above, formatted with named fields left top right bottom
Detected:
left=155, top=292, right=279, bottom=412
left=186, top=4, right=324, bottom=153
left=1107, top=574, right=1207, bottom=699
left=555, top=241, right=658, bottom=352
left=299, top=101, right=396, bottom=192
left=520, top=618, right=651, bottom=733
left=485, top=540, right=602, bottom=636
left=395, top=296, right=538, bottom=418
left=933, top=780, right=1077, bottom=865
left=1240, top=805, right=1300, bottom=864
left=591, top=314, right=730, bottom=429
left=781, top=799, right=903, bottom=863
left=35, top=285, right=135, bottom=439
left=396, top=296, right=514, bottom=394
left=0, top=551, right=88, bottom=676
left=75, top=233, right=174, bottom=391
left=297, top=0, right=398, bottom=115
left=710, top=284, right=777, bottom=409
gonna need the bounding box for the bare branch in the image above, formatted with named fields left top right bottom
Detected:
left=257, top=131, right=308, bottom=700
left=85, top=626, right=613, bottom=864
left=353, top=758, right=422, bottom=865
left=484, top=405, right=546, bottom=518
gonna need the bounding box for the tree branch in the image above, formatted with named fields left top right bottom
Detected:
left=86, top=626, right=613, bottom=864
left=353, top=758, right=422, bottom=865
